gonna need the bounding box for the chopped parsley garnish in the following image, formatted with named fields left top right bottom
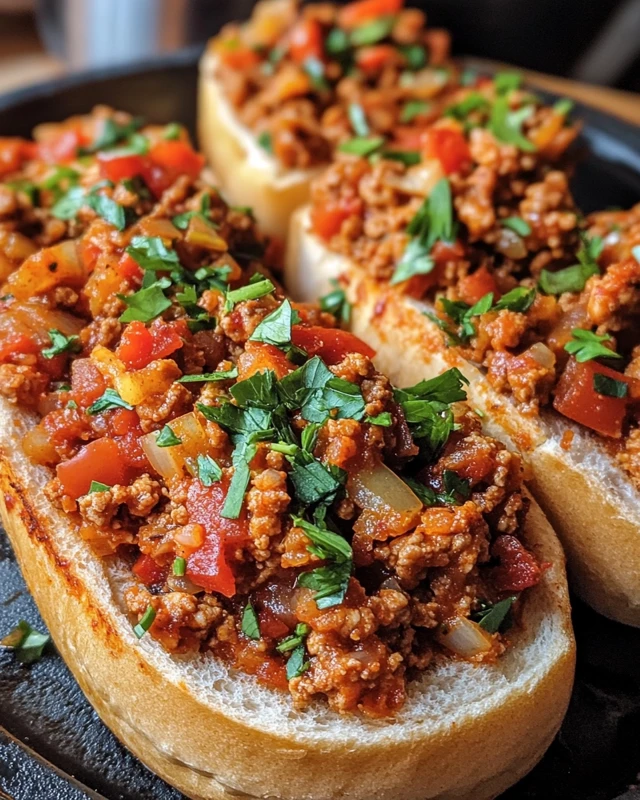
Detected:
left=196, top=454, right=223, bottom=486
left=285, top=644, right=309, bottom=680
left=42, top=165, right=79, bottom=192
left=381, top=150, right=421, bottom=166
left=593, top=373, right=628, bottom=398
left=350, top=15, right=395, bottom=46
left=221, top=440, right=256, bottom=519
left=494, top=71, right=522, bottom=94
left=172, top=194, right=214, bottom=230
left=564, top=329, right=621, bottom=363
left=119, top=278, right=172, bottom=323
left=439, top=286, right=535, bottom=342
left=400, top=99, right=431, bottom=124
left=303, top=56, right=329, bottom=90
left=488, top=96, right=536, bottom=151
left=88, top=481, right=110, bottom=494
left=249, top=299, right=300, bottom=350
left=126, top=236, right=180, bottom=271
left=51, top=186, right=87, bottom=220
left=444, top=92, right=490, bottom=122
left=348, top=103, right=370, bottom=137
left=501, top=216, right=531, bottom=237
left=1, top=620, right=50, bottom=664
left=133, top=605, right=156, bottom=639
left=473, top=596, right=517, bottom=633
left=231, top=369, right=278, bottom=409
left=178, top=367, right=238, bottom=383
left=224, top=278, right=275, bottom=312
left=391, top=177, right=454, bottom=285
left=325, top=27, right=350, bottom=55
left=156, top=424, right=182, bottom=447
left=294, top=515, right=353, bottom=609
left=539, top=234, right=603, bottom=295
left=398, top=43, right=427, bottom=70
left=338, top=136, right=385, bottom=157
left=241, top=602, right=261, bottom=640
left=276, top=623, right=310, bottom=653
left=87, top=388, right=134, bottom=415
left=288, top=449, right=346, bottom=506
left=163, top=122, right=182, bottom=140
left=258, top=131, right=273, bottom=153
left=7, top=179, right=40, bottom=205
left=79, top=116, right=144, bottom=155
left=367, top=411, right=392, bottom=426
left=493, top=286, right=536, bottom=312
left=319, top=279, right=351, bottom=326
left=439, top=470, right=471, bottom=504
left=172, top=556, right=186, bottom=576
left=41, top=329, right=80, bottom=359
left=86, top=192, right=127, bottom=231
left=553, top=99, right=574, bottom=117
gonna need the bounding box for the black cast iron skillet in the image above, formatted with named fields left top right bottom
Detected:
left=0, top=46, right=639, bottom=800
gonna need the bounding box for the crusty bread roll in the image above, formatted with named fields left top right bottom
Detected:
left=198, top=50, right=320, bottom=242
left=1, top=393, right=574, bottom=800
left=285, top=206, right=640, bottom=627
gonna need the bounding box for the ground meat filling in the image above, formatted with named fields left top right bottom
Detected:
left=1, top=109, right=542, bottom=717
left=308, top=76, right=640, bottom=485
left=209, top=0, right=458, bottom=169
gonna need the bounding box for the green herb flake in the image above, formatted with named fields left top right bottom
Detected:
left=86, top=191, right=127, bottom=231
left=474, top=596, right=517, bottom=633
left=303, top=56, right=330, bottom=90
left=87, top=388, right=134, bottom=415
left=133, top=605, right=156, bottom=639
left=258, top=131, right=273, bottom=153
left=119, top=279, right=172, bottom=323
left=42, top=329, right=80, bottom=359
left=221, top=440, right=257, bottom=519
left=350, top=15, right=395, bottom=47
left=80, top=116, right=144, bottom=155
left=501, top=216, right=531, bottom=237
left=126, top=236, right=180, bottom=271
left=398, top=43, right=427, bottom=70
left=319, top=279, right=351, bottom=326
left=325, top=27, right=350, bottom=55
left=338, top=136, right=385, bottom=157
left=366, top=411, right=392, bottom=426
left=593, top=373, right=628, bottom=398
left=494, top=71, right=522, bottom=94
left=163, top=122, right=182, bottom=140
left=565, top=329, right=621, bottom=363
left=241, top=602, right=261, bottom=640
left=178, top=367, right=238, bottom=383
left=553, top=99, right=574, bottom=117
left=348, top=103, right=370, bottom=137
left=196, top=454, right=223, bottom=486
left=539, top=234, right=603, bottom=295
left=224, top=278, right=275, bottom=312
left=1, top=620, right=50, bottom=664
left=493, top=286, right=536, bottom=313
left=488, top=96, right=536, bottom=151
left=88, top=481, right=110, bottom=494
left=276, top=623, right=311, bottom=653
left=156, top=424, right=182, bottom=447
left=381, top=149, right=421, bottom=166
left=285, top=643, right=310, bottom=680
left=249, top=299, right=300, bottom=350
left=400, top=100, right=431, bottom=123
left=50, top=186, right=87, bottom=220
left=172, top=556, right=186, bottom=576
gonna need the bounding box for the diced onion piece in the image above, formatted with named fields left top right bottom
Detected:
left=138, top=217, right=181, bottom=241
left=185, top=216, right=228, bottom=251
left=349, top=461, right=423, bottom=539
left=496, top=227, right=527, bottom=260
left=166, top=574, right=203, bottom=594
left=527, top=341, right=556, bottom=369
left=0, top=231, right=37, bottom=279
left=3, top=240, right=83, bottom=300
left=546, top=303, right=589, bottom=352
left=91, top=345, right=181, bottom=405
left=246, top=0, right=296, bottom=46
left=23, top=424, right=60, bottom=465
left=382, top=159, right=445, bottom=197
left=437, top=616, right=494, bottom=657
left=402, top=67, right=449, bottom=99
left=140, top=412, right=210, bottom=481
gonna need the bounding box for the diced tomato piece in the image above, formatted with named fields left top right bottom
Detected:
left=146, top=140, right=205, bottom=196
left=98, top=152, right=148, bottom=183
left=291, top=325, right=375, bottom=364
left=356, top=45, right=398, bottom=71
left=457, top=265, right=499, bottom=305
left=0, top=332, right=39, bottom=362
left=338, top=0, right=404, bottom=29
left=116, top=252, right=144, bottom=282
left=310, top=196, right=363, bottom=241
left=108, top=408, right=140, bottom=437
left=57, top=437, right=129, bottom=499
left=116, top=319, right=187, bottom=370
left=289, top=18, right=324, bottom=63
left=132, top=554, right=168, bottom=587
left=392, top=125, right=428, bottom=151
left=0, top=138, right=28, bottom=177
left=37, top=129, right=83, bottom=163
left=553, top=357, right=632, bottom=438
left=256, top=658, right=289, bottom=690
left=79, top=239, right=101, bottom=274
left=70, top=358, right=107, bottom=409
left=258, top=609, right=290, bottom=639
left=237, top=340, right=293, bottom=380
left=422, top=126, right=472, bottom=175
left=218, top=43, right=262, bottom=70
left=491, top=535, right=541, bottom=592
left=185, top=477, right=250, bottom=597
left=432, top=239, right=466, bottom=266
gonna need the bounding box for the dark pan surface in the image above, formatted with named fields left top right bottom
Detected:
left=0, top=48, right=639, bottom=800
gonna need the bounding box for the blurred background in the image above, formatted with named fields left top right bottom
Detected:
left=0, top=0, right=638, bottom=119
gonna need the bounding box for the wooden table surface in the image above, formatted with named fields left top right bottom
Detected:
left=0, top=13, right=639, bottom=126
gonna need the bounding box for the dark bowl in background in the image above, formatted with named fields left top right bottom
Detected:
left=0, top=47, right=639, bottom=800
